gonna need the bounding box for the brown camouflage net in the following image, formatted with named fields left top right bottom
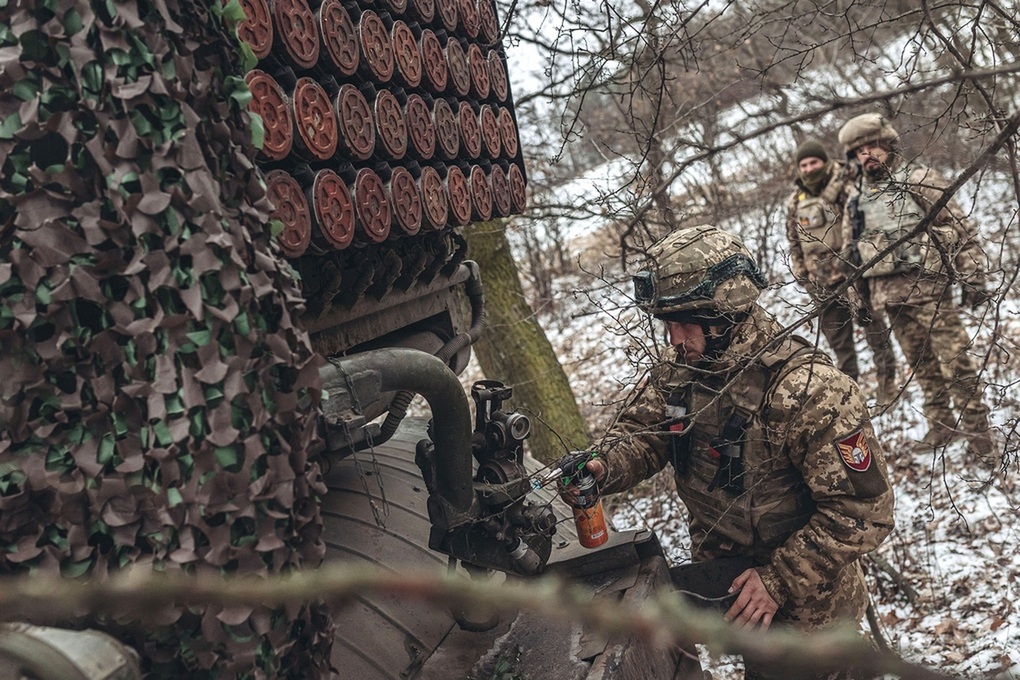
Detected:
left=0, top=0, right=332, bottom=676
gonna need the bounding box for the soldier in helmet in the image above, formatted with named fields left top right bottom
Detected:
left=568, top=225, right=894, bottom=679
left=837, top=113, right=995, bottom=458
left=784, top=139, right=897, bottom=402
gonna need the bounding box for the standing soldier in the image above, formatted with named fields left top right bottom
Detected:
left=570, top=225, right=894, bottom=679
left=784, top=139, right=897, bottom=403
left=837, top=113, right=995, bottom=458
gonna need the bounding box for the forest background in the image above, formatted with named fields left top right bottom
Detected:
left=477, top=0, right=1020, bottom=676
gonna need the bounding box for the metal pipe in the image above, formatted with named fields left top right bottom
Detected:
left=374, top=260, right=484, bottom=446
left=330, top=347, right=474, bottom=512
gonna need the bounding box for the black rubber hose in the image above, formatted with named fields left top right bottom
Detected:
left=330, top=347, right=475, bottom=512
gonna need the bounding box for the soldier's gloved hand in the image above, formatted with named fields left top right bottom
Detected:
left=960, top=283, right=992, bottom=310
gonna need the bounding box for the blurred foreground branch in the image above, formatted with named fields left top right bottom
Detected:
left=0, top=565, right=959, bottom=679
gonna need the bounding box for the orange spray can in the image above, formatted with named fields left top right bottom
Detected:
left=571, top=467, right=609, bottom=548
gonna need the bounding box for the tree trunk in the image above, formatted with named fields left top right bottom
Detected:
left=0, top=1, right=330, bottom=676
left=463, top=220, right=591, bottom=463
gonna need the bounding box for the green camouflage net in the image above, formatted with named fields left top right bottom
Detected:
left=0, top=0, right=332, bottom=676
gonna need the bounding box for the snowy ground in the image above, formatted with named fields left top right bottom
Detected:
left=496, top=255, right=1020, bottom=679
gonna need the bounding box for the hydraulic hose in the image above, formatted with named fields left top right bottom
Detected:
left=329, top=347, right=475, bottom=512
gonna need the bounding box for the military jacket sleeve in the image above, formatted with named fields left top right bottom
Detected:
left=756, top=362, right=895, bottom=607
left=784, top=190, right=810, bottom=282
left=596, top=366, right=673, bottom=495
left=906, top=166, right=986, bottom=286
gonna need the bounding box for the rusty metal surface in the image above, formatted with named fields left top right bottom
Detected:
left=478, top=0, right=499, bottom=46
left=468, top=165, right=492, bottom=222
left=488, top=50, right=508, bottom=103
left=419, top=166, right=449, bottom=230
left=355, top=168, right=392, bottom=242
left=319, top=0, right=360, bottom=77
left=490, top=163, right=511, bottom=217
left=436, top=0, right=458, bottom=33
left=374, top=89, right=408, bottom=160
left=444, top=165, right=471, bottom=226
left=238, top=0, right=273, bottom=58
left=458, top=101, right=481, bottom=159
left=409, top=0, right=435, bottom=23
left=508, top=162, right=527, bottom=213
left=445, top=38, right=471, bottom=98
left=266, top=170, right=312, bottom=258
left=293, top=76, right=338, bottom=160
left=458, top=0, right=480, bottom=39
left=432, top=98, right=460, bottom=160
left=419, top=29, right=448, bottom=93
left=311, top=168, right=355, bottom=250
left=392, top=21, right=423, bottom=89
left=405, top=94, right=436, bottom=160
left=245, top=69, right=293, bottom=161
left=233, top=0, right=529, bottom=324
left=479, top=104, right=500, bottom=159
left=497, top=106, right=518, bottom=159
left=335, top=83, right=376, bottom=161
left=359, top=10, right=395, bottom=83
left=467, top=43, right=490, bottom=100
left=389, top=166, right=423, bottom=236
left=272, top=0, right=320, bottom=69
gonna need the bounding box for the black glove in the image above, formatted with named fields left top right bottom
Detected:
left=960, top=283, right=992, bottom=310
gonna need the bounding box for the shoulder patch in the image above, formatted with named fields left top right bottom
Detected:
left=835, top=430, right=872, bottom=472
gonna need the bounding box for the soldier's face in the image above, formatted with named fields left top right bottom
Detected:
left=855, top=142, right=888, bottom=171
left=798, top=156, right=825, bottom=174
left=665, top=321, right=707, bottom=364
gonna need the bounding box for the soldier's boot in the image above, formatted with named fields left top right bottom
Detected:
left=960, top=411, right=1001, bottom=469
left=876, top=370, right=898, bottom=407
left=914, top=412, right=962, bottom=450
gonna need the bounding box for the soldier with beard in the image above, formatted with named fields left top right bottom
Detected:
left=567, top=226, right=895, bottom=679
left=785, top=139, right=897, bottom=403
left=837, top=113, right=996, bottom=459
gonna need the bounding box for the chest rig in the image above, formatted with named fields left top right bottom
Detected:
left=663, top=336, right=820, bottom=551
left=855, top=164, right=955, bottom=277
left=794, top=175, right=845, bottom=282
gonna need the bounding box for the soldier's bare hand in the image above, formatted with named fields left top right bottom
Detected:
left=723, top=568, right=779, bottom=631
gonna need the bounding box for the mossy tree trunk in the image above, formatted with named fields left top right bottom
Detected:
left=463, top=220, right=590, bottom=463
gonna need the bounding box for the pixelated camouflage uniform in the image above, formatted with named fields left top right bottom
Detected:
left=597, top=305, right=895, bottom=642
left=841, top=157, right=990, bottom=437
left=785, top=161, right=896, bottom=387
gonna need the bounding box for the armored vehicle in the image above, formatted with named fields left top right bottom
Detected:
left=0, top=0, right=687, bottom=677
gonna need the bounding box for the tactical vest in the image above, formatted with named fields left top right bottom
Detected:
left=855, top=164, right=957, bottom=278
left=663, top=336, right=820, bottom=553
left=794, top=175, right=845, bottom=283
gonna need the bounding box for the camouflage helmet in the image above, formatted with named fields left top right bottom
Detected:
left=632, top=225, right=768, bottom=317
left=838, top=113, right=899, bottom=154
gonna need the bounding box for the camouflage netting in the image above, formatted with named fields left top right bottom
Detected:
left=0, top=0, right=332, bottom=676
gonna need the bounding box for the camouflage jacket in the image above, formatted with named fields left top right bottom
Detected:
left=596, top=306, right=895, bottom=607
left=840, top=157, right=986, bottom=286
left=784, top=161, right=848, bottom=289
